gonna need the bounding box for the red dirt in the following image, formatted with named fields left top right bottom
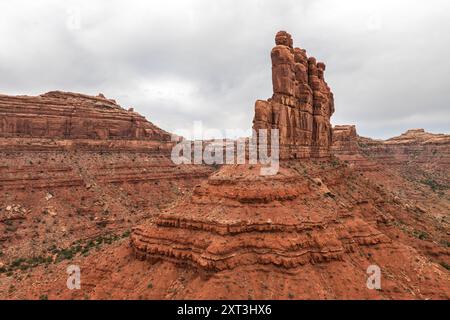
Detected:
left=0, top=31, right=448, bottom=300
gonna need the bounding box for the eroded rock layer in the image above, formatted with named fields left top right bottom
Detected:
left=332, top=126, right=450, bottom=184
left=0, top=91, right=171, bottom=141
left=331, top=125, right=379, bottom=170
left=131, top=164, right=395, bottom=271
left=332, top=127, right=450, bottom=167
left=359, top=129, right=450, bottom=167
left=130, top=159, right=449, bottom=301
left=253, top=31, right=335, bottom=159
left=0, top=91, right=214, bottom=263
left=5, top=157, right=449, bottom=300
left=131, top=32, right=449, bottom=287
left=331, top=125, right=359, bottom=157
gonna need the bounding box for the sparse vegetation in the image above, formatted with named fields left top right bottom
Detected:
left=413, top=230, right=429, bottom=240
left=122, top=230, right=131, bottom=238
left=420, top=178, right=447, bottom=192
left=440, top=262, right=450, bottom=271
left=0, top=230, right=131, bottom=274
left=331, top=158, right=340, bottom=167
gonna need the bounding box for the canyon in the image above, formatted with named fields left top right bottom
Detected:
left=0, top=31, right=448, bottom=300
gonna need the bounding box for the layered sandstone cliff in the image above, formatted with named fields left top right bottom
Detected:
left=130, top=33, right=449, bottom=299
left=0, top=91, right=171, bottom=142
left=0, top=91, right=214, bottom=263
left=331, top=125, right=359, bottom=156
left=128, top=155, right=449, bottom=300
left=332, top=126, right=450, bottom=178
left=0, top=32, right=449, bottom=300
left=131, top=164, right=392, bottom=271
left=359, top=129, right=450, bottom=166
left=253, top=31, right=334, bottom=159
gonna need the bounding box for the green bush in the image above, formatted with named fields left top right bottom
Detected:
left=440, top=262, right=450, bottom=271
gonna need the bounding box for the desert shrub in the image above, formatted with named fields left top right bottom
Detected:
left=420, top=178, right=446, bottom=192
left=440, top=262, right=450, bottom=271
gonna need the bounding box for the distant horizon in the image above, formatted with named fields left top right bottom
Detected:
left=0, top=88, right=447, bottom=141
left=1, top=0, right=449, bottom=141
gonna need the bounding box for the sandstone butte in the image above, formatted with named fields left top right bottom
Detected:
left=253, top=30, right=334, bottom=159
left=0, top=31, right=449, bottom=300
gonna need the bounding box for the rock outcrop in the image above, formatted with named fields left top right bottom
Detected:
left=0, top=91, right=214, bottom=263
left=386, top=129, right=450, bottom=145
left=1, top=33, right=449, bottom=300
left=332, top=126, right=450, bottom=173
left=332, top=127, right=450, bottom=165
left=131, top=164, right=392, bottom=271
left=130, top=33, right=449, bottom=298
left=331, top=125, right=359, bottom=156
left=331, top=125, right=379, bottom=170
left=0, top=91, right=171, bottom=142
left=253, top=31, right=335, bottom=159
left=131, top=31, right=349, bottom=272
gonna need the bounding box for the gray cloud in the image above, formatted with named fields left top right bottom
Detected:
left=0, top=0, right=449, bottom=139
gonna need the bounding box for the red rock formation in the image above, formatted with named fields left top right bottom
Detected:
left=127, top=33, right=449, bottom=300
left=331, top=125, right=379, bottom=170
left=332, top=126, right=450, bottom=178
left=131, top=165, right=392, bottom=271
left=253, top=31, right=335, bottom=159
left=0, top=91, right=171, bottom=141
left=128, top=158, right=449, bottom=300
left=1, top=34, right=449, bottom=300
left=3, top=154, right=449, bottom=299
left=0, top=91, right=214, bottom=266
left=333, top=127, right=450, bottom=164
left=362, top=129, right=450, bottom=169
left=331, top=125, right=359, bottom=156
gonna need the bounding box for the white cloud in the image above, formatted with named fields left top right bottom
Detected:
left=0, top=0, right=449, bottom=139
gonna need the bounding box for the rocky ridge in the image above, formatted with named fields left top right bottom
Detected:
left=0, top=91, right=171, bottom=142
left=253, top=31, right=334, bottom=159
left=0, top=91, right=213, bottom=264
left=0, top=32, right=448, bottom=300
left=129, top=32, right=449, bottom=300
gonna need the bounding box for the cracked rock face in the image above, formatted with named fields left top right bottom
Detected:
left=0, top=91, right=171, bottom=142
left=253, top=31, right=335, bottom=159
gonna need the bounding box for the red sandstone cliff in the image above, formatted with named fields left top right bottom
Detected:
left=0, top=91, right=171, bottom=142
left=253, top=31, right=334, bottom=159
left=0, top=32, right=448, bottom=300
left=123, top=32, right=449, bottom=300
left=0, top=91, right=214, bottom=271
left=332, top=126, right=449, bottom=182
left=359, top=129, right=450, bottom=166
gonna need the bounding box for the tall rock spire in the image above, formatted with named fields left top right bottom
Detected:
left=253, top=31, right=335, bottom=159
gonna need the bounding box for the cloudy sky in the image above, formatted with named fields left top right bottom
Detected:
left=0, top=0, right=449, bottom=139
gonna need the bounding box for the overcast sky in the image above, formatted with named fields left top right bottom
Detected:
left=0, top=0, right=449, bottom=139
